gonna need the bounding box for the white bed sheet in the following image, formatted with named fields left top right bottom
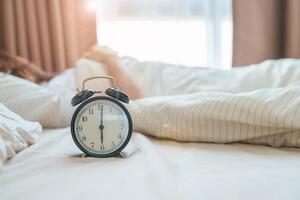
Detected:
left=1, top=128, right=300, bottom=200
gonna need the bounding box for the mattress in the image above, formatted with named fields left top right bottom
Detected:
left=1, top=128, right=300, bottom=200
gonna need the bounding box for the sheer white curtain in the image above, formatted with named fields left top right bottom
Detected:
left=96, top=0, right=232, bottom=69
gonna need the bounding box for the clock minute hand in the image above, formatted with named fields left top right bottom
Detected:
left=99, top=106, right=104, bottom=144
left=100, top=106, right=103, bottom=126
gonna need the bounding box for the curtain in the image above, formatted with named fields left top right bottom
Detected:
left=0, top=0, right=96, bottom=72
left=232, top=0, right=300, bottom=66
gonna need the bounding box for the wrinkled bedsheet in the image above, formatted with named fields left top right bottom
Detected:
left=1, top=128, right=300, bottom=200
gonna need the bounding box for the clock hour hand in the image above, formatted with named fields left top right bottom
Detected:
left=99, top=106, right=104, bottom=144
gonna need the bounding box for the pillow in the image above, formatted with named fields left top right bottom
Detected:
left=44, top=69, right=77, bottom=127
left=45, top=59, right=111, bottom=127
left=0, top=73, right=60, bottom=128
left=0, top=103, right=42, bottom=167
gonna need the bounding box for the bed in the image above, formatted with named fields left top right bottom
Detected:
left=1, top=56, right=300, bottom=200
left=1, top=128, right=300, bottom=200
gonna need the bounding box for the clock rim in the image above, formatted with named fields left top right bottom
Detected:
left=70, top=96, right=133, bottom=158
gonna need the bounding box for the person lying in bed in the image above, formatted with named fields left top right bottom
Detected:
left=1, top=48, right=300, bottom=148
left=0, top=48, right=143, bottom=100
left=0, top=46, right=143, bottom=129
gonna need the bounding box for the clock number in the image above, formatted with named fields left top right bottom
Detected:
left=98, top=105, right=103, bottom=110
left=82, top=116, right=88, bottom=122
left=111, top=142, right=116, bottom=149
left=89, top=108, right=93, bottom=115
left=100, top=145, right=105, bottom=151
left=121, top=123, right=124, bottom=129
left=91, top=142, right=95, bottom=148
left=76, top=126, right=82, bottom=131
left=110, top=105, right=112, bottom=113
left=118, top=134, right=123, bottom=140
left=81, top=136, right=86, bottom=142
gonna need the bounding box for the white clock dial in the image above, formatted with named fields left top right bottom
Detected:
left=73, top=99, right=130, bottom=155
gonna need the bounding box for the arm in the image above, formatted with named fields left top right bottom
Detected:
left=83, top=46, right=143, bottom=100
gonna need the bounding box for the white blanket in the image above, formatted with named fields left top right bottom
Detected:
left=127, top=59, right=300, bottom=147
left=0, top=103, right=42, bottom=168
left=122, top=57, right=300, bottom=96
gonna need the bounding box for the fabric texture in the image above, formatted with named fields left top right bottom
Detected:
left=44, top=69, right=77, bottom=128
left=1, top=128, right=300, bottom=200
left=0, top=72, right=60, bottom=128
left=232, top=0, right=300, bottom=66
left=0, top=0, right=96, bottom=72
left=0, top=103, right=42, bottom=167
left=121, top=57, right=300, bottom=96
left=128, top=58, right=300, bottom=147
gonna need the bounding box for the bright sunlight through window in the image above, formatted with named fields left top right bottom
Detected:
left=96, top=0, right=232, bottom=69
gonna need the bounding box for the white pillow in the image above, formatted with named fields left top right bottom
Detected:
left=44, top=59, right=110, bottom=127
left=0, top=73, right=60, bottom=128
left=0, top=103, right=42, bottom=167
left=45, top=69, right=77, bottom=127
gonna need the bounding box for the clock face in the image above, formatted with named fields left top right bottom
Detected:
left=71, top=96, right=132, bottom=157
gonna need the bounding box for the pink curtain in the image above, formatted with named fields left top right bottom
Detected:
left=0, top=0, right=97, bottom=72
left=232, top=0, right=300, bottom=66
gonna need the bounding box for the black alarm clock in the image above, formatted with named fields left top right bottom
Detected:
left=70, top=76, right=132, bottom=158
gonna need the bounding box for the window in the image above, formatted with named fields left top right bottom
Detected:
left=96, top=0, right=232, bottom=69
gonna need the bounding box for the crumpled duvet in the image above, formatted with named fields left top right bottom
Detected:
left=127, top=59, right=300, bottom=147
left=0, top=103, right=42, bottom=167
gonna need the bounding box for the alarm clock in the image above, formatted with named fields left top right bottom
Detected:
left=70, top=76, right=132, bottom=158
